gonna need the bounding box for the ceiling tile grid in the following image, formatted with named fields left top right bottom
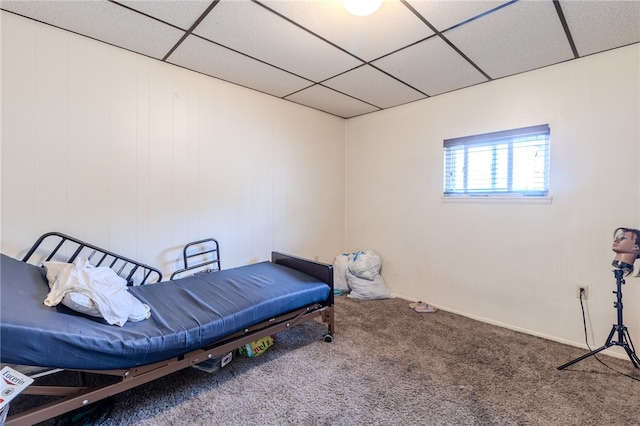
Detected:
left=168, top=34, right=314, bottom=98
left=560, top=0, right=640, bottom=57
left=286, top=84, right=380, bottom=118
left=322, top=65, right=426, bottom=109
left=0, top=0, right=185, bottom=60
left=117, top=0, right=213, bottom=30
left=406, top=0, right=512, bottom=32
left=1, top=0, right=639, bottom=119
left=192, top=0, right=363, bottom=82
left=263, top=0, right=434, bottom=62
left=373, top=35, right=489, bottom=97
left=442, top=0, right=575, bottom=79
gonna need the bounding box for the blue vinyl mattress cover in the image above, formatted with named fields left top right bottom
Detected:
left=0, top=253, right=330, bottom=370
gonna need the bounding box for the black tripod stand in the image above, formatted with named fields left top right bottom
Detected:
left=558, top=267, right=640, bottom=370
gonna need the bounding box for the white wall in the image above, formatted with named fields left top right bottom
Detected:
left=4, top=10, right=640, bottom=356
left=345, top=44, right=640, bottom=352
left=1, top=12, right=346, bottom=275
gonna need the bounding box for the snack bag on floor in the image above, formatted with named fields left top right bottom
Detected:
left=238, top=335, right=275, bottom=357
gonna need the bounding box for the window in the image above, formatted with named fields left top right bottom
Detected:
left=443, top=124, right=550, bottom=197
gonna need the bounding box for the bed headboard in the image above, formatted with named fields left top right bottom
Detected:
left=21, top=232, right=163, bottom=285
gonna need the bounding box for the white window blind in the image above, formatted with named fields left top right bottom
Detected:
left=443, top=124, right=550, bottom=197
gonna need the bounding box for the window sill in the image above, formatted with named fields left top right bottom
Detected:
left=441, top=196, right=553, bottom=205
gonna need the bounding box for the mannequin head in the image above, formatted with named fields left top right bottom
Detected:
left=612, top=227, right=640, bottom=275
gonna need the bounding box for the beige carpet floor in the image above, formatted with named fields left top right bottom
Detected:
left=27, top=296, right=640, bottom=425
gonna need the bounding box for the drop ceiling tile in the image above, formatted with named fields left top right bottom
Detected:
left=0, top=0, right=184, bottom=59
left=323, top=65, right=425, bottom=109
left=560, top=0, right=640, bottom=57
left=168, top=35, right=312, bottom=98
left=443, top=0, right=574, bottom=79
left=192, top=0, right=362, bottom=82
left=286, top=85, right=379, bottom=118
left=263, top=0, right=433, bottom=62
left=2, top=0, right=637, bottom=120
left=117, top=0, right=214, bottom=30
left=373, top=36, right=488, bottom=96
left=407, top=0, right=510, bottom=32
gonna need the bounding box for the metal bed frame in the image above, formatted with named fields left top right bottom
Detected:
left=21, top=231, right=163, bottom=285
left=4, top=234, right=334, bottom=426
left=170, top=237, right=221, bottom=279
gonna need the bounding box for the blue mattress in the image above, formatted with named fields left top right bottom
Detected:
left=0, top=253, right=330, bottom=370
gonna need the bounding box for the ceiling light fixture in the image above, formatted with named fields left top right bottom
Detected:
left=342, top=0, right=383, bottom=17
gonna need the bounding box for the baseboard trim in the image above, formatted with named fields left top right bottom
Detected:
left=393, top=293, right=629, bottom=361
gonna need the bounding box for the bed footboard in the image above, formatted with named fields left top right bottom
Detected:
left=271, top=251, right=335, bottom=340
left=271, top=251, right=333, bottom=288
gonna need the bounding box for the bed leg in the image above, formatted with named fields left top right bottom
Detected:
left=322, top=306, right=335, bottom=342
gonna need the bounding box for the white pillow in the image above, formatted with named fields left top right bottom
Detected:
left=44, top=261, right=69, bottom=285
left=59, top=290, right=150, bottom=322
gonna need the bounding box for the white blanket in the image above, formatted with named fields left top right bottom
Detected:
left=44, top=259, right=150, bottom=326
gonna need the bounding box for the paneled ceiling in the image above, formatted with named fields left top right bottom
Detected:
left=1, top=0, right=639, bottom=118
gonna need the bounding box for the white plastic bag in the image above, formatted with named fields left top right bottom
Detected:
left=348, top=250, right=382, bottom=280
left=333, top=250, right=392, bottom=300
left=333, top=253, right=350, bottom=292
left=346, top=271, right=392, bottom=300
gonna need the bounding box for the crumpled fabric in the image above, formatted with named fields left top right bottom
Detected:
left=44, top=259, right=150, bottom=326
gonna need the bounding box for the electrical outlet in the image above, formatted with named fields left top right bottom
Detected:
left=576, top=285, right=589, bottom=299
